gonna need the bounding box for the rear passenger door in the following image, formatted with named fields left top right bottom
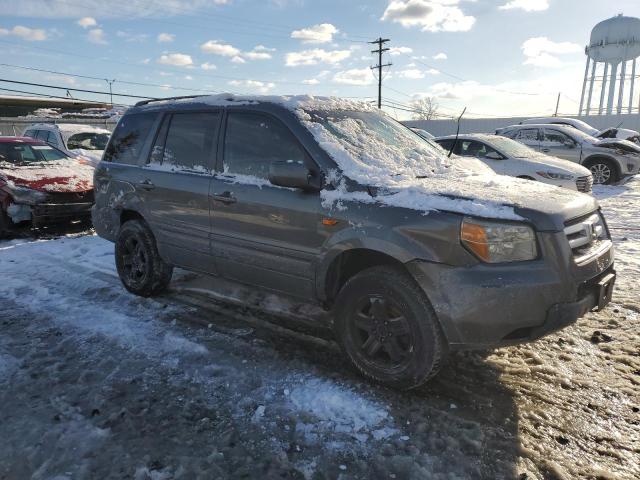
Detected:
left=513, top=128, right=541, bottom=151
left=140, top=111, right=220, bottom=274
left=209, top=110, right=325, bottom=299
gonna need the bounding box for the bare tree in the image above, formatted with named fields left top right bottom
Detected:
left=410, top=97, right=439, bottom=120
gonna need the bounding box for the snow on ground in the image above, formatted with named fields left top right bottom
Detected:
left=0, top=179, right=638, bottom=479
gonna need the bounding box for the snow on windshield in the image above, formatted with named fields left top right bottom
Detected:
left=486, top=136, right=539, bottom=158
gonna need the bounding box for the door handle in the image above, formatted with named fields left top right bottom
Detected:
left=212, top=191, right=237, bottom=204
left=137, top=179, right=155, bottom=190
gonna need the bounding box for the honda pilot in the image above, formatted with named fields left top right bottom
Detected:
left=93, top=95, right=616, bottom=389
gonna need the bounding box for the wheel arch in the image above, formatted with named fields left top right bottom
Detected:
left=582, top=154, right=621, bottom=176
left=317, top=245, right=414, bottom=307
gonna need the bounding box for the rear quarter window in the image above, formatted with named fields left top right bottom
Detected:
left=104, top=112, right=158, bottom=165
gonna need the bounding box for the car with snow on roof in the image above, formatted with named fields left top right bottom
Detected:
left=92, top=94, right=616, bottom=389
left=434, top=133, right=594, bottom=192
left=0, top=137, right=94, bottom=236
left=23, top=123, right=111, bottom=167
left=496, top=123, right=640, bottom=185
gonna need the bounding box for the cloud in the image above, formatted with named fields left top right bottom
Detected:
left=77, top=17, right=97, bottom=29
left=200, top=62, right=217, bottom=70
left=157, top=53, right=194, bottom=67
left=231, top=56, right=245, bottom=64
left=398, top=68, right=425, bottom=79
left=117, top=30, right=149, bottom=42
left=291, top=23, right=338, bottom=44
left=522, top=36, right=581, bottom=67
left=157, top=32, right=175, bottom=43
left=499, top=0, right=549, bottom=12
left=243, top=45, right=274, bottom=60
left=228, top=79, right=275, bottom=93
left=381, top=0, right=475, bottom=32
left=389, top=46, right=413, bottom=56
left=285, top=48, right=351, bottom=66
left=0, top=25, right=48, bottom=41
left=433, top=52, right=447, bottom=60
left=333, top=68, right=374, bottom=85
left=303, top=78, right=320, bottom=85
left=0, top=1, right=232, bottom=18
left=200, top=40, right=240, bottom=57
left=87, top=28, right=107, bottom=44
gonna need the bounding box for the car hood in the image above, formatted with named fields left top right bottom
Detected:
left=591, top=138, right=640, bottom=154
left=0, top=160, right=94, bottom=193
left=596, top=127, right=640, bottom=141
left=523, top=155, right=592, bottom=176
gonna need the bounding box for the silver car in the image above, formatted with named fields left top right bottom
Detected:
left=496, top=124, right=640, bottom=184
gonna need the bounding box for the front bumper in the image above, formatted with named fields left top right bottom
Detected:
left=406, top=232, right=615, bottom=350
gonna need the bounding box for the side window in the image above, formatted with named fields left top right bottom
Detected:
left=459, top=141, right=499, bottom=158
left=46, top=131, right=60, bottom=147
left=23, top=129, right=36, bottom=139
left=35, top=130, right=49, bottom=141
left=162, top=112, right=219, bottom=171
left=148, top=115, right=170, bottom=165
left=542, top=129, right=571, bottom=147
left=516, top=128, right=540, bottom=144
left=436, top=139, right=454, bottom=151
left=104, top=112, right=158, bottom=165
left=223, top=112, right=306, bottom=179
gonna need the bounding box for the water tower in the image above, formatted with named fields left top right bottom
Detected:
left=578, top=14, right=640, bottom=115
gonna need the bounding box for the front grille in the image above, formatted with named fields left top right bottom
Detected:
left=45, top=190, right=95, bottom=204
left=576, top=175, right=593, bottom=193
left=564, top=212, right=610, bottom=262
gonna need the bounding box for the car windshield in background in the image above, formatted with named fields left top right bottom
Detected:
left=67, top=132, right=110, bottom=151
left=0, top=143, right=69, bottom=164
left=488, top=136, right=541, bottom=158
left=306, top=110, right=448, bottom=177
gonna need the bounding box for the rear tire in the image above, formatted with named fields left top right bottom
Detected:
left=584, top=158, right=618, bottom=185
left=333, top=265, right=446, bottom=390
left=115, top=219, right=173, bottom=297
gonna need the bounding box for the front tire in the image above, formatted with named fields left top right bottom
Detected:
left=333, top=266, right=446, bottom=390
left=115, top=219, right=173, bottom=297
left=584, top=158, right=618, bottom=185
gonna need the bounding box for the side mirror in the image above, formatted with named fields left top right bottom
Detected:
left=484, top=151, right=504, bottom=160
left=268, top=160, right=319, bottom=191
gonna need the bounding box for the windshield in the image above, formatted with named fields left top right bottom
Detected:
left=486, top=136, right=541, bottom=158
left=564, top=119, right=599, bottom=136
left=67, top=132, right=110, bottom=151
left=306, top=109, right=452, bottom=181
left=0, top=143, right=69, bottom=164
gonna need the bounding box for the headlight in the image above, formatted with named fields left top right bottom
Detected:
left=536, top=171, right=574, bottom=180
left=461, top=218, right=538, bottom=263
left=1, top=183, right=48, bottom=205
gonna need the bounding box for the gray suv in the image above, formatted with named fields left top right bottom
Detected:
left=93, top=95, right=616, bottom=389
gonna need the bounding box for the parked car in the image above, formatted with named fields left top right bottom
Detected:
left=23, top=123, right=111, bottom=166
left=496, top=124, right=640, bottom=184
left=93, top=95, right=615, bottom=390
left=434, top=133, right=594, bottom=192
left=519, top=117, right=640, bottom=144
left=0, top=137, right=94, bottom=236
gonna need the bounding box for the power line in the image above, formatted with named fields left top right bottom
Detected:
left=0, top=86, right=118, bottom=105
left=0, top=78, right=156, bottom=100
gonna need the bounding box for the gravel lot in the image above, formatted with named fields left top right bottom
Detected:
left=0, top=180, right=638, bottom=480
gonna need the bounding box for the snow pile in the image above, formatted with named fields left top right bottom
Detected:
left=288, top=377, right=398, bottom=443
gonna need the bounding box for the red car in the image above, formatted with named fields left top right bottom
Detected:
left=0, top=137, right=94, bottom=236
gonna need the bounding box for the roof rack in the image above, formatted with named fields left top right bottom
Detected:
left=134, top=95, right=206, bottom=107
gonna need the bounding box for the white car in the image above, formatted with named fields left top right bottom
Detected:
left=434, top=133, right=594, bottom=192
left=22, top=123, right=111, bottom=166
left=519, top=117, right=640, bottom=144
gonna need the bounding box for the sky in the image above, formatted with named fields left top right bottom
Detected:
left=0, top=0, right=638, bottom=119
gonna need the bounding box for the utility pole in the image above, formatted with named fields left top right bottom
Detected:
left=370, top=37, right=391, bottom=109
left=105, top=79, right=116, bottom=107
left=554, top=92, right=561, bottom=116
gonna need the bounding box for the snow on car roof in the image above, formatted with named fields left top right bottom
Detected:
left=138, top=94, right=590, bottom=220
